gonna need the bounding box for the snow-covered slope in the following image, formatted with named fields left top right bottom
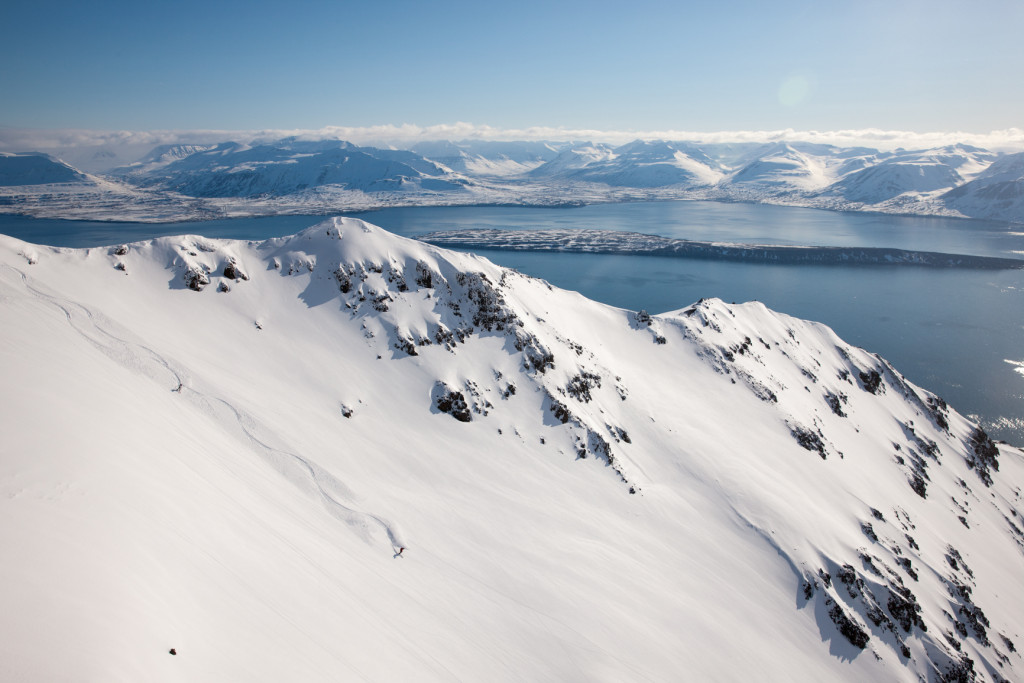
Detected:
left=823, top=162, right=965, bottom=203
left=2, top=218, right=1021, bottom=682
left=526, top=141, right=617, bottom=178
left=529, top=139, right=724, bottom=187
left=819, top=146, right=998, bottom=204
left=3, top=139, right=1024, bottom=222
left=0, top=152, right=88, bottom=186
left=943, top=152, right=1024, bottom=223
left=123, top=139, right=471, bottom=197
left=112, top=144, right=220, bottom=175
left=411, top=140, right=563, bottom=176
left=725, top=142, right=854, bottom=193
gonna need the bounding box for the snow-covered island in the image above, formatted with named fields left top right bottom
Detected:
left=421, top=228, right=1024, bottom=269
left=2, top=218, right=1021, bottom=681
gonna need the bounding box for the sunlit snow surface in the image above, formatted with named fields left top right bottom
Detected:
left=1, top=141, right=1021, bottom=223
left=1, top=218, right=1022, bottom=682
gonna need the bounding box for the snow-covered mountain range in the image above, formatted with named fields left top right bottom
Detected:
left=1, top=138, right=1022, bottom=223
left=112, top=138, right=471, bottom=197
left=0, top=152, right=87, bottom=186
left=2, top=217, right=1021, bottom=681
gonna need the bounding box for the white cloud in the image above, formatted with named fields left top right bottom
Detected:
left=3, top=123, right=1024, bottom=155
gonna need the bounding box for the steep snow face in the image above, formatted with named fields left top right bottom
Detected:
left=527, top=141, right=617, bottom=177
left=2, top=218, right=1023, bottom=682
left=4, top=140, right=1024, bottom=222
left=823, top=162, right=966, bottom=203
left=124, top=140, right=470, bottom=197
left=943, top=152, right=1024, bottom=223
left=410, top=140, right=562, bottom=176
left=112, top=144, right=220, bottom=175
left=726, top=142, right=848, bottom=192
left=822, top=145, right=1000, bottom=204
left=529, top=139, right=723, bottom=187
left=0, top=153, right=88, bottom=186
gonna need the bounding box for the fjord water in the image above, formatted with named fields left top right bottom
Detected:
left=2, top=201, right=1022, bottom=444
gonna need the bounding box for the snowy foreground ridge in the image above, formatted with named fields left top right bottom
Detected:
left=1, top=218, right=1022, bottom=682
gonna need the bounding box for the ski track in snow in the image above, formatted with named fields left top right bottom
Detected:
left=1, top=263, right=404, bottom=553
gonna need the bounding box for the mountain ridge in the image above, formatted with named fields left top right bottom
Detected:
left=1, top=217, right=1021, bottom=681
left=3, top=138, right=1022, bottom=223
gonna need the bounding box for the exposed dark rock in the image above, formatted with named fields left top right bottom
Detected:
left=223, top=258, right=249, bottom=281
left=936, top=654, right=977, bottom=683
left=371, top=291, right=392, bottom=312
left=414, top=261, right=434, bottom=288
left=957, top=604, right=990, bottom=645
left=393, top=335, right=418, bottom=356
left=828, top=604, right=870, bottom=649
left=928, top=396, right=950, bottom=431
left=888, top=588, right=925, bottom=633
left=458, top=271, right=519, bottom=332
left=859, top=369, right=883, bottom=394
left=566, top=370, right=602, bottom=403
left=906, top=465, right=927, bottom=495
left=837, top=564, right=864, bottom=598
left=966, top=426, right=999, bottom=487
left=549, top=396, right=573, bottom=425
left=385, top=264, right=408, bottom=291
left=434, top=383, right=471, bottom=422
left=184, top=266, right=209, bottom=292
left=334, top=266, right=352, bottom=293
left=790, top=424, right=827, bottom=459
left=825, top=391, right=848, bottom=417
left=515, top=331, right=555, bottom=374
left=895, top=556, right=918, bottom=581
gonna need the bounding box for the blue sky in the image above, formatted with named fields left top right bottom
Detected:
left=1, top=0, right=1021, bottom=135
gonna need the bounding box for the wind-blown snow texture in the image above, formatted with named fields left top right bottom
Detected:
left=1, top=218, right=1022, bottom=682
left=1, top=139, right=1022, bottom=223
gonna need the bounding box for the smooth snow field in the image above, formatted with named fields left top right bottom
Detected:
left=2, top=201, right=1022, bottom=445
left=1, top=217, right=1022, bottom=682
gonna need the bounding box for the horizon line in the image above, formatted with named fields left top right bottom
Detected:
left=3, top=123, right=1024, bottom=153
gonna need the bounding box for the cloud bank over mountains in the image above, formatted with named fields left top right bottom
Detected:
left=4, top=124, right=1024, bottom=155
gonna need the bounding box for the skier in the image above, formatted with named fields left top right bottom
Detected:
left=396, top=547, right=405, bottom=557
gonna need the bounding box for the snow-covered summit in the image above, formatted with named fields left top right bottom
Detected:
left=0, top=152, right=88, bottom=186
left=1, top=218, right=1022, bottom=681
left=120, top=139, right=471, bottom=197
left=528, top=139, right=724, bottom=187
left=943, top=151, right=1024, bottom=223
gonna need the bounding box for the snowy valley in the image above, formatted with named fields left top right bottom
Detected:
left=1, top=217, right=1021, bottom=682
